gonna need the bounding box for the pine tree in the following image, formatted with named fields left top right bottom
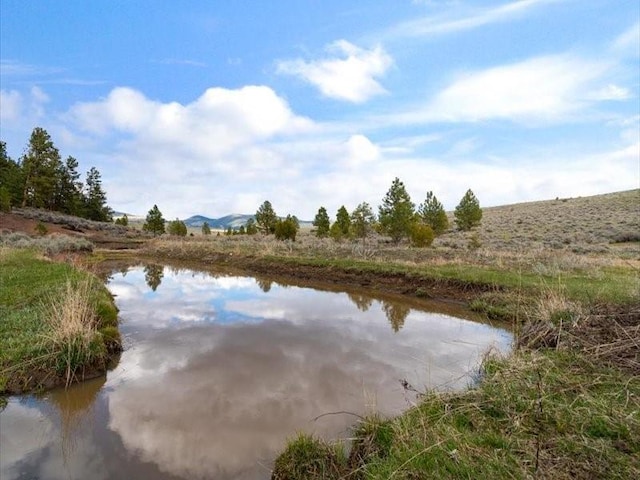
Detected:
left=21, top=127, right=63, bottom=209
left=202, top=222, right=211, bottom=235
left=84, top=167, right=112, bottom=221
left=418, top=191, right=449, bottom=235
left=143, top=205, right=166, bottom=236
left=255, top=200, right=277, bottom=234
left=351, top=202, right=375, bottom=247
left=313, top=206, right=330, bottom=237
left=378, top=177, right=415, bottom=243
left=245, top=218, right=258, bottom=235
left=454, top=189, right=482, bottom=231
left=0, top=142, right=23, bottom=209
left=57, top=156, right=84, bottom=216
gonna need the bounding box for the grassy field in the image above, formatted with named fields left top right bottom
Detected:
left=0, top=247, right=120, bottom=395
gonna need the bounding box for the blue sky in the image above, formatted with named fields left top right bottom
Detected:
left=1, top=0, right=638, bottom=219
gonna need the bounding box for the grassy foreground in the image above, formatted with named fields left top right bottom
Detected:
left=0, top=247, right=121, bottom=395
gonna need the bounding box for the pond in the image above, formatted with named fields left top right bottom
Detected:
left=1, top=264, right=512, bottom=480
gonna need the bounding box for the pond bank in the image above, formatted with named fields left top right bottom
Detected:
left=0, top=248, right=121, bottom=395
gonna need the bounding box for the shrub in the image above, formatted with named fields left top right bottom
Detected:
left=410, top=222, right=434, bottom=247
left=35, top=221, right=48, bottom=236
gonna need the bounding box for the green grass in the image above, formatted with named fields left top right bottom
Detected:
left=0, top=247, right=120, bottom=393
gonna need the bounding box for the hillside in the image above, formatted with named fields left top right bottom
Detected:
left=436, top=189, right=640, bottom=254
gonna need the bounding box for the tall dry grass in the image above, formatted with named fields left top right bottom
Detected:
left=43, top=277, right=104, bottom=386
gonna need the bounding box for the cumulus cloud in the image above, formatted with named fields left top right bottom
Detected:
left=276, top=40, right=392, bottom=103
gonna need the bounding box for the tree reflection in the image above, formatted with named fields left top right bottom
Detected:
left=144, top=264, right=164, bottom=292
left=382, top=300, right=410, bottom=332
left=256, top=278, right=273, bottom=293
left=347, top=292, right=373, bottom=312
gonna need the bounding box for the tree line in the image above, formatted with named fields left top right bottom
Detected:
left=254, top=177, right=482, bottom=246
left=0, top=127, right=112, bottom=221
left=141, top=177, right=481, bottom=244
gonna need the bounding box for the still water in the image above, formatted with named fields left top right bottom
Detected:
left=1, top=264, right=512, bottom=479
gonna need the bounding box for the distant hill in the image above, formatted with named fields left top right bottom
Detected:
left=183, top=214, right=254, bottom=229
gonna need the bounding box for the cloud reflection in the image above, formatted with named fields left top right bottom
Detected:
left=102, top=266, right=511, bottom=479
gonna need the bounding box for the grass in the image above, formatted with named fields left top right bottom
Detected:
left=0, top=247, right=120, bottom=394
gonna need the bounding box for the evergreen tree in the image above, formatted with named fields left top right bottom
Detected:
left=202, top=221, right=211, bottom=235
left=21, top=127, right=62, bottom=209
left=143, top=205, right=166, bottom=236
left=84, top=167, right=113, bottom=221
left=274, top=214, right=299, bottom=241
left=245, top=218, right=258, bottom=235
left=255, top=200, right=277, bottom=234
left=351, top=202, right=375, bottom=247
left=0, top=141, right=24, bottom=208
left=57, top=156, right=84, bottom=216
left=378, top=177, right=415, bottom=243
left=167, top=218, right=188, bottom=236
left=238, top=225, right=246, bottom=235
left=313, top=206, right=330, bottom=237
left=418, top=191, right=449, bottom=235
left=454, top=189, right=482, bottom=231
left=330, top=205, right=351, bottom=241
left=115, top=214, right=129, bottom=226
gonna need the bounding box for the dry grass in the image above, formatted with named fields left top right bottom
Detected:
left=43, top=277, right=105, bottom=387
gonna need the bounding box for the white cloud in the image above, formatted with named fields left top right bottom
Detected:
left=612, top=21, right=640, bottom=56
left=276, top=40, right=392, bottom=103
left=388, top=54, right=611, bottom=124
left=0, top=89, right=22, bottom=122
left=588, top=84, right=630, bottom=101
left=0, top=86, right=49, bottom=125
left=386, top=0, right=566, bottom=38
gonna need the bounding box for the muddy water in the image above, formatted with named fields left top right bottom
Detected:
left=1, top=264, right=512, bottom=480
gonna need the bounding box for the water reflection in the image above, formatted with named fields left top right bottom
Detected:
left=143, top=264, right=164, bottom=291
left=1, top=264, right=512, bottom=480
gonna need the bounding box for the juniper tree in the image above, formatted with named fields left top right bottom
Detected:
left=167, top=218, right=187, bottom=236
left=313, top=206, right=331, bottom=237
left=330, top=206, right=351, bottom=241
left=202, top=221, right=211, bottom=235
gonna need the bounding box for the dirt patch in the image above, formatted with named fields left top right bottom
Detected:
left=1, top=211, right=76, bottom=236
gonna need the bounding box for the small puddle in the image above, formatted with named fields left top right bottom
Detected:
left=1, top=264, right=512, bottom=480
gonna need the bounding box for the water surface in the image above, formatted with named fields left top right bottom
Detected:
left=1, top=264, right=511, bottom=479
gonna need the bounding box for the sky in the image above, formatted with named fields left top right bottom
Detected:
left=1, top=0, right=638, bottom=219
